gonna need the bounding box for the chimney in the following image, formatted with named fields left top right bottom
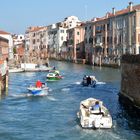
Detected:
left=129, top=2, right=133, bottom=11
left=93, top=17, right=97, bottom=21
left=106, top=12, right=109, bottom=18
left=112, top=7, right=115, bottom=15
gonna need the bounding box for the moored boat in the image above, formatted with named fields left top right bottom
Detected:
left=77, top=98, right=112, bottom=129
left=9, top=68, right=24, bottom=73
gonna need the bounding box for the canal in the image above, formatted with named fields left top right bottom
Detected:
left=0, top=60, right=140, bottom=140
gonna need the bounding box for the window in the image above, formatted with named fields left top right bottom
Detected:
left=61, top=30, right=64, bottom=33
left=61, top=36, right=63, bottom=41
left=123, top=19, right=126, bottom=27
left=77, top=32, right=80, bottom=35
left=89, top=38, right=93, bottom=44
left=107, top=24, right=110, bottom=30
left=107, top=37, right=109, bottom=43
left=33, top=39, right=35, bottom=44
left=133, top=16, right=136, bottom=27
left=85, top=38, right=87, bottom=44
left=138, top=34, right=140, bottom=43
left=33, top=33, right=35, bottom=37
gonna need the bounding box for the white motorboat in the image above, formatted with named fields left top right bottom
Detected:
left=77, top=98, right=112, bottom=129
left=9, top=68, right=24, bottom=73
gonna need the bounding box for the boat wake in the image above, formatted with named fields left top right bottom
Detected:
left=26, top=92, right=48, bottom=97
left=47, top=96, right=57, bottom=101
left=75, top=81, right=106, bottom=85
left=75, top=82, right=81, bottom=85
left=96, top=81, right=106, bottom=85
left=61, top=88, right=70, bottom=91
left=9, top=94, right=27, bottom=98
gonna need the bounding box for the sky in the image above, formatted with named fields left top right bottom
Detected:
left=0, top=0, right=140, bottom=34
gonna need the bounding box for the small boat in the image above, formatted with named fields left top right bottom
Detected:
left=27, top=85, right=49, bottom=96
left=46, top=73, right=63, bottom=81
left=9, top=68, right=24, bottom=73
left=82, top=75, right=97, bottom=87
left=77, top=98, right=112, bottom=129
left=49, top=70, right=60, bottom=73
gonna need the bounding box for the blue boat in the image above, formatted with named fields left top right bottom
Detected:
left=27, top=86, right=48, bottom=96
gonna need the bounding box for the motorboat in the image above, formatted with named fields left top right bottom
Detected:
left=27, top=84, right=49, bottom=96
left=46, top=73, right=63, bottom=81
left=77, top=98, right=112, bottom=129
left=82, top=75, right=97, bottom=87
left=9, top=68, right=24, bottom=73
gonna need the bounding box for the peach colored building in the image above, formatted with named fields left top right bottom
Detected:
left=0, top=30, right=13, bottom=60
left=65, top=24, right=85, bottom=62
left=0, top=36, right=9, bottom=61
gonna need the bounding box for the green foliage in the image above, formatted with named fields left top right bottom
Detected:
left=13, top=47, right=17, bottom=54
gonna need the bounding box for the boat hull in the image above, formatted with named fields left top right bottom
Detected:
left=78, top=98, right=112, bottom=129
left=46, top=73, right=63, bottom=81
left=27, top=87, right=48, bottom=96
left=46, top=76, right=62, bottom=81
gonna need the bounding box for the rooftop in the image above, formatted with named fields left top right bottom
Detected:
left=0, top=30, right=10, bottom=35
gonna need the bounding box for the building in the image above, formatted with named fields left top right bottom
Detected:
left=47, top=16, right=82, bottom=59
left=0, top=36, right=9, bottom=61
left=0, top=30, right=13, bottom=60
left=64, top=23, right=85, bottom=62
left=84, top=2, right=140, bottom=66
left=13, top=34, right=25, bottom=46
left=84, top=21, right=94, bottom=64
left=0, top=36, right=8, bottom=94
left=25, top=26, right=48, bottom=63
left=12, top=34, right=25, bottom=62
left=47, top=23, right=67, bottom=59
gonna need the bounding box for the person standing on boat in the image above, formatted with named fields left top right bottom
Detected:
left=36, top=80, right=42, bottom=88
left=87, top=76, right=91, bottom=86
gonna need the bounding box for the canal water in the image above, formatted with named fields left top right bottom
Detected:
left=0, top=60, right=140, bottom=140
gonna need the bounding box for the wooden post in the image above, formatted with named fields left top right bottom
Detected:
left=99, top=55, right=102, bottom=67
left=0, top=73, right=1, bottom=96
left=92, top=55, right=94, bottom=66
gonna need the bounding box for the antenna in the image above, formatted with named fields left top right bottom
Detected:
left=84, top=4, right=88, bottom=21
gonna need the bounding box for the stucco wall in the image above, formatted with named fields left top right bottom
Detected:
left=120, top=55, right=140, bottom=108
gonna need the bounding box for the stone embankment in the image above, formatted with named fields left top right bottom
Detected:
left=120, top=54, right=140, bottom=109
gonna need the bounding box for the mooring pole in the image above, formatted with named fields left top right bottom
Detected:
left=0, top=73, right=2, bottom=96
left=6, top=70, right=8, bottom=95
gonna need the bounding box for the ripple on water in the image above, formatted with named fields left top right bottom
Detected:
left=0, top=62, right=139, bottom=140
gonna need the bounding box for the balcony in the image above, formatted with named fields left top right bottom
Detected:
left=95, top=42, right=103, bottom=46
